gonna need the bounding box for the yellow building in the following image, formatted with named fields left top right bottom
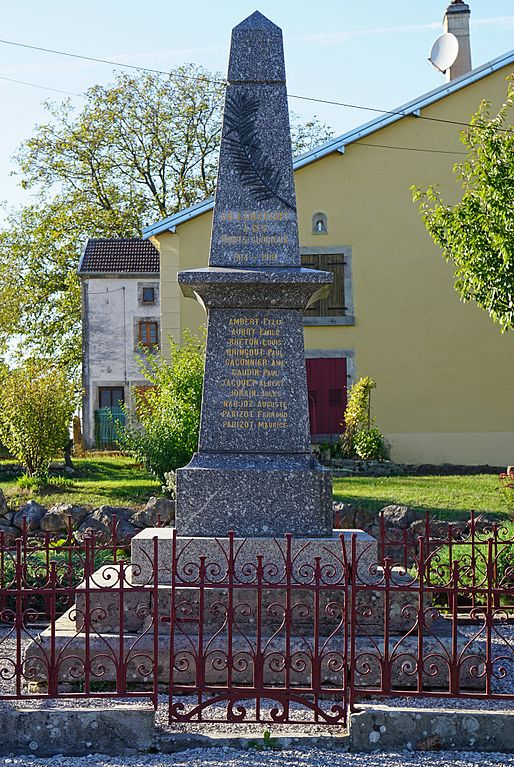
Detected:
left=143, top=48, right=514, bottom=466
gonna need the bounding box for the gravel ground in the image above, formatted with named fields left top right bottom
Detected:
left=0, top=749, right=514, bottom=767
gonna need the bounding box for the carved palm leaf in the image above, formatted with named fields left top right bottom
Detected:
left=224, top=90, right=294, bottom=210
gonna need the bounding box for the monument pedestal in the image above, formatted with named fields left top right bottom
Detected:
left=176, top=454, right=332, bottom=537
left=176, top=268, right=333, bottom=538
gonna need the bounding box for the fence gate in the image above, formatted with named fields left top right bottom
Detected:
left=167, top=531, right=350, bottom=727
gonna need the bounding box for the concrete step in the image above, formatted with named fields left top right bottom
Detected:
left=25, top=611, right=483, bottom=692
left=73, top=565, right=433, bottom=636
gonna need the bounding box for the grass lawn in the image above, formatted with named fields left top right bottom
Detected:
left=1, top=455, right=509, bottom=521
left=0, top=456, right=161, bottom=509
left=333, top=474, right=509, bottom=520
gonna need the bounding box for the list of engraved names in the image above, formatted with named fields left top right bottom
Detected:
left=220, top=314, right=288, bottom=430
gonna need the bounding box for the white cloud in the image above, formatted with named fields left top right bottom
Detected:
left=288, top=15, right=514, bottom=46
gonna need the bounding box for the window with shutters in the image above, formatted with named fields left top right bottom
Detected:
left=301, top=246, right=354, bottom=326
left=138, top=320, right=159, bottom=347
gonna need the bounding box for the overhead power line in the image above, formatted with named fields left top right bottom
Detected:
left=0, top=36, right=511, bottom=137
left=0, top=74, right=81, bottom=97
left=0, top=72, right=469, bottom=155
left=0, top=38, right=226, bottom=84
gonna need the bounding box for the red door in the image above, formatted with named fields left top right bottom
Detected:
left=306, top=357, right=347, bottom=437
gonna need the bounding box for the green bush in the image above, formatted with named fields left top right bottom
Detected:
left=353, top=426, right=389, bottom=461
left=0, top=360, right=76, bottom=479
left=117, top=331, right=205, bottom=483
left=340, top=376, right=388, bottom=460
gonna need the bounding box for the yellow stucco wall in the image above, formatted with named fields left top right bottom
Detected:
left=157, top=64, right=514, bottom=465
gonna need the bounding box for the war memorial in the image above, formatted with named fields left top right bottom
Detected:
left=13, top=10, right=512, bottom=756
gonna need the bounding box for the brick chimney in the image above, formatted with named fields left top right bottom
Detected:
left=443, top=0, right=472, bottom=81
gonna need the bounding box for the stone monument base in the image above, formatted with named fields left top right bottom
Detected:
left=131, top=526, right=375, bottom=584
left=175, top=453, right=333, bottom=537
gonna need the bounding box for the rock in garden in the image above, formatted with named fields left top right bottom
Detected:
left=13, top=500, right=47, bottom=531
left=0, top=525, right=21, bottom=544
left=130, top=497, right=175, bottom=528
left=77, top=508, right=138, bottom=545
left=40, top=503, right=89, bottom=533
left=332, top=501, right=357, bottom=528
left=0, top=488, right=8, bottom=517
left=380, top=504, right=418, bottom=528
left=353, top=507, right=378, bottom=529
left=94, top=505, right=136, bottom=521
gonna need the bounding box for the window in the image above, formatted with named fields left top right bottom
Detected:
left=302, top=252, right=345, bottom=317
left=138, top=282, right=159, bottom=306
left=142, top=287, right=155, bottom=304
left=139, top=320, right=159, bottom=347
left=301, top=247, right=354, bottom=325
left=135, top=384, right=155, bottom=415
left=98, top=387, right=124, bottom=409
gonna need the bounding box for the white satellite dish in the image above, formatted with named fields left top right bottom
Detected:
left=429, top=32, right=459, bottom=74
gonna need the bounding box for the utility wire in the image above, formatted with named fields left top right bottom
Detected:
left=0, top=71, right=483, bottom=156
left=0, top=74, right=81, bottom=97
left=0, top=37, right=226, bottom=84
left=352, top=142, right=467, bottom=155
left=0, top=36, right=511, bottom=135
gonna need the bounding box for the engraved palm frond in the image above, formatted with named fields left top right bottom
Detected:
left=224, top=90, right=294, bottom=210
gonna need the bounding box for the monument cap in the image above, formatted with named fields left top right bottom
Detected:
left=228, top=11, right=286, bottom=83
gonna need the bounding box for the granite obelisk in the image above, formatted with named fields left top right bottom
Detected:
left=176, top=11, right=333, bottom=538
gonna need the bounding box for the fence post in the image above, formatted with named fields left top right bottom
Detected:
left=83, top=536, right=92, bottom=697
left=15, top=538, right=23, bottom=698
left=48, top=560, right=58, bottom=697
left=227, top=531, right=235, bottom=701
left=485, top=538, right=494, bottom=697
left=117, top=557, right=126, bottom=696
left=450, top=559, right=459, bottom=695
left=167, top=528, right=177, bottom=723
left=152, top=535, right=159, bottom=710
left=382, top=557, right=392, bottom=693
left=417, top=537, right=425, bottom=693
left=349, top=533, right=357, bottom=711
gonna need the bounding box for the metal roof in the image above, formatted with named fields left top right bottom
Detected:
left=78, top=238, right=160, bottom=275
left=143, top=47, right=514, bottom=240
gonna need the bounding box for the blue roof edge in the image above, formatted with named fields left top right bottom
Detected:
left=143, top=48, right=514, bottom=240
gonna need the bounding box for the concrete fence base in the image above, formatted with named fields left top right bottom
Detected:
left=350, top=705, right=514, bottom=753
left=0, top=706, right=155, bottom=757
left=0, top=704, right=512, bottom=756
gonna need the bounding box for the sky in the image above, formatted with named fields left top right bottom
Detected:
left=1, top=0, right=514, bottom=213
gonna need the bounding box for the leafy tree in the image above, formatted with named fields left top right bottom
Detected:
left=412, top=81, right=514, bottom=332
left=0, top=360, right=76, bottom=479
left=117, top=332, right=205, bottom=483
left=290, top=113, right=334, bottom=156
left=0, top=67, right=333, bottom=374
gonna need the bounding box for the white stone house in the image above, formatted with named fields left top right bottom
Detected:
left=78, top=238, right=160, bottom=448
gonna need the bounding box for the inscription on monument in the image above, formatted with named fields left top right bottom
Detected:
left=198, top=308, right=311, bottom=453
left=221, top=314, right=287, bottom=430
left=219, top=210, right=292, bottom=265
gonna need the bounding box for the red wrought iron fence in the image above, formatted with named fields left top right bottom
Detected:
left=165, top=530, right=349, bottom=726
left=350, top=512, right=514, bottom=707
left=0, top=512, right=511, bottom=725
left=0, top=517, right=161, bottom=705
